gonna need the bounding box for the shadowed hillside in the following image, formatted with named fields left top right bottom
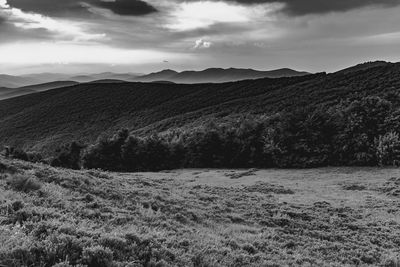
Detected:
left=0, top=87, right=35, bottom=100
left=0, top=74, right=41, bottom=88
left=1, top=62, right=400, bottom=153
left=0, top=81, right=79, bottom=101
left=19, top=81, right=79, bottom=92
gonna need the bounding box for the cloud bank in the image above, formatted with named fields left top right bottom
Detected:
left=1, top=0, right=400, bottom=74
left=215, top=0, right=400, bottom=15
left=7, top=0, right=157, bottom=17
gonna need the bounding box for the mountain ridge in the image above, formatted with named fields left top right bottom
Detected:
left=136, top=67, right=310, bottom=83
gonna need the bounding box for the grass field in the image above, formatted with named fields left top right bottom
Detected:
left=1, top=157, right=400, bottom=266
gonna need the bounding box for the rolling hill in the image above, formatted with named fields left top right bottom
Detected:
left=69, top=73, right=140, bottom=83
left=336, top=61, right=391, bottom=75
left=0, top=81, right=79, bottom=100
left=17, top=81, right=79, bottom=92
left=0, top=74, right=42, bottom=88
left=0, top=87, right=36, bottom=100
left=0, top=62, right=399, bottom=154
left=0, top=68, right=306, bottom=98
left=136, top=67, right=310, bottom=83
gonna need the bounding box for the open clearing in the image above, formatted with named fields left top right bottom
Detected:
left=1, top=158, right=400, bottom=266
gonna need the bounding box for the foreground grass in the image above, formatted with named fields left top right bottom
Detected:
left=1, top=158, right=400, bottom=266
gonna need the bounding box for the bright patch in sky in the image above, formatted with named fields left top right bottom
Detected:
left=193, top=39, right=212, bottom=49
left=165, top=1, right=277, bottom=31
left=0, top=42, right=188, bottom=65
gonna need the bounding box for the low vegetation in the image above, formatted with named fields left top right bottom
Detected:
left=1, top=157, right=400, bottom=266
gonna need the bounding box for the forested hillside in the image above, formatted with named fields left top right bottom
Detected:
left=1, top=62, right=400, bottom=162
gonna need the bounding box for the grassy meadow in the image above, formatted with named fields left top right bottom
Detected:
left=1, top=157, right=400, bottom=266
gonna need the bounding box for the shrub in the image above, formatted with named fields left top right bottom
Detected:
left=122, top=135, right=171, bottom=172
left=7, top=147, right=29, bottom=161
left=333, top=96, right=391, bottom=165
left=4, top=147, right=43, bottom=163
left=376, top=132, right=400, bottom=166
left=83, top=129, right=129, bottom=171
left=82, top=245, right=113, bottom=267
left=51, top=142, right=85, bottom=169
left=6, top=174, right=42, bottom=192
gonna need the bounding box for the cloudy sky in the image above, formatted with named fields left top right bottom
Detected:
left=1, top=0, right=400, bottom=74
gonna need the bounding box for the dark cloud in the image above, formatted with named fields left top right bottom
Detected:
left=223, top=0, right=400, bottom=15
left=7, top=0, right=89, bottom=17
left=0, top=19, right=54, bottom=43
left=7, top=0, right=398, bottom=18
left=6, top=0, right=157, bottom=17
left=94, top=0, right=157, bottom=16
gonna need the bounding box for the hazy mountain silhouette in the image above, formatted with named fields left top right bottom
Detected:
left=0, top=68, right=307, bottom=91
left=88, top=79, right=128, bottom=84
left=70, top=73, right=141, bottom=83
left=0, top=81, right=79, bottom=100
left=19, top=81, right=79, bottom=92
left=0, top=74, right=42, bottom=88
left=0, top=87, right=36, bottom=100
left=136, top=68, right=309, bottom=83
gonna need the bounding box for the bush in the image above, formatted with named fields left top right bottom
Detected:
left=5, top=147, right=43, bottom=163
left=6, top=147, right=29, bottom=161
left=376, top=132, right=400, bottom=166
left=333, top=96, right=391, bottom=165
left=51, top=142, right=85, bottom=169
left=6, top=174, right=42, bottom=192
left=83, top=129, right=129, bottom=171
left=82, top=245, right=113, bottom=267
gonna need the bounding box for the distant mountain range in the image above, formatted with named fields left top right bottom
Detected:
left=0, top=74, right=42, bottom=88
left=0, top=72, right=141, bottom=88
left=0, top=67, right=310, bottom=100
left=0, top=62, right=392, bottom=101
left=135, top=68, right=310, bottom=83
left=1, top=67, right=308, bottom=87
left=0, top=61, right=398, bottom=154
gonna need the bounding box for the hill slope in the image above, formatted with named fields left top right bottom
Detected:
left=0, top=87, right=35, bottom=100
left=19, top=81, right=79, bottom=92
left=0, top=62, right=400, bottom=152
left=0, top=75, right=41, bottom=88
left=136, top=67, right=309, bottom=83
left=0, top=81, right=80, bottom=101
left=336, top=61, right=391, bottom=75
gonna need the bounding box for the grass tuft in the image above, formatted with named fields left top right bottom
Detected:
left=6, top=174, right=41, bottom=193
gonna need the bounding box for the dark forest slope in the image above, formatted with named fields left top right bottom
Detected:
left=0, top=62, right=399, bottom=152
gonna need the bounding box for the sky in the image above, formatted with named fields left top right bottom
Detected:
left=0, top=0, right=400, bottom=74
